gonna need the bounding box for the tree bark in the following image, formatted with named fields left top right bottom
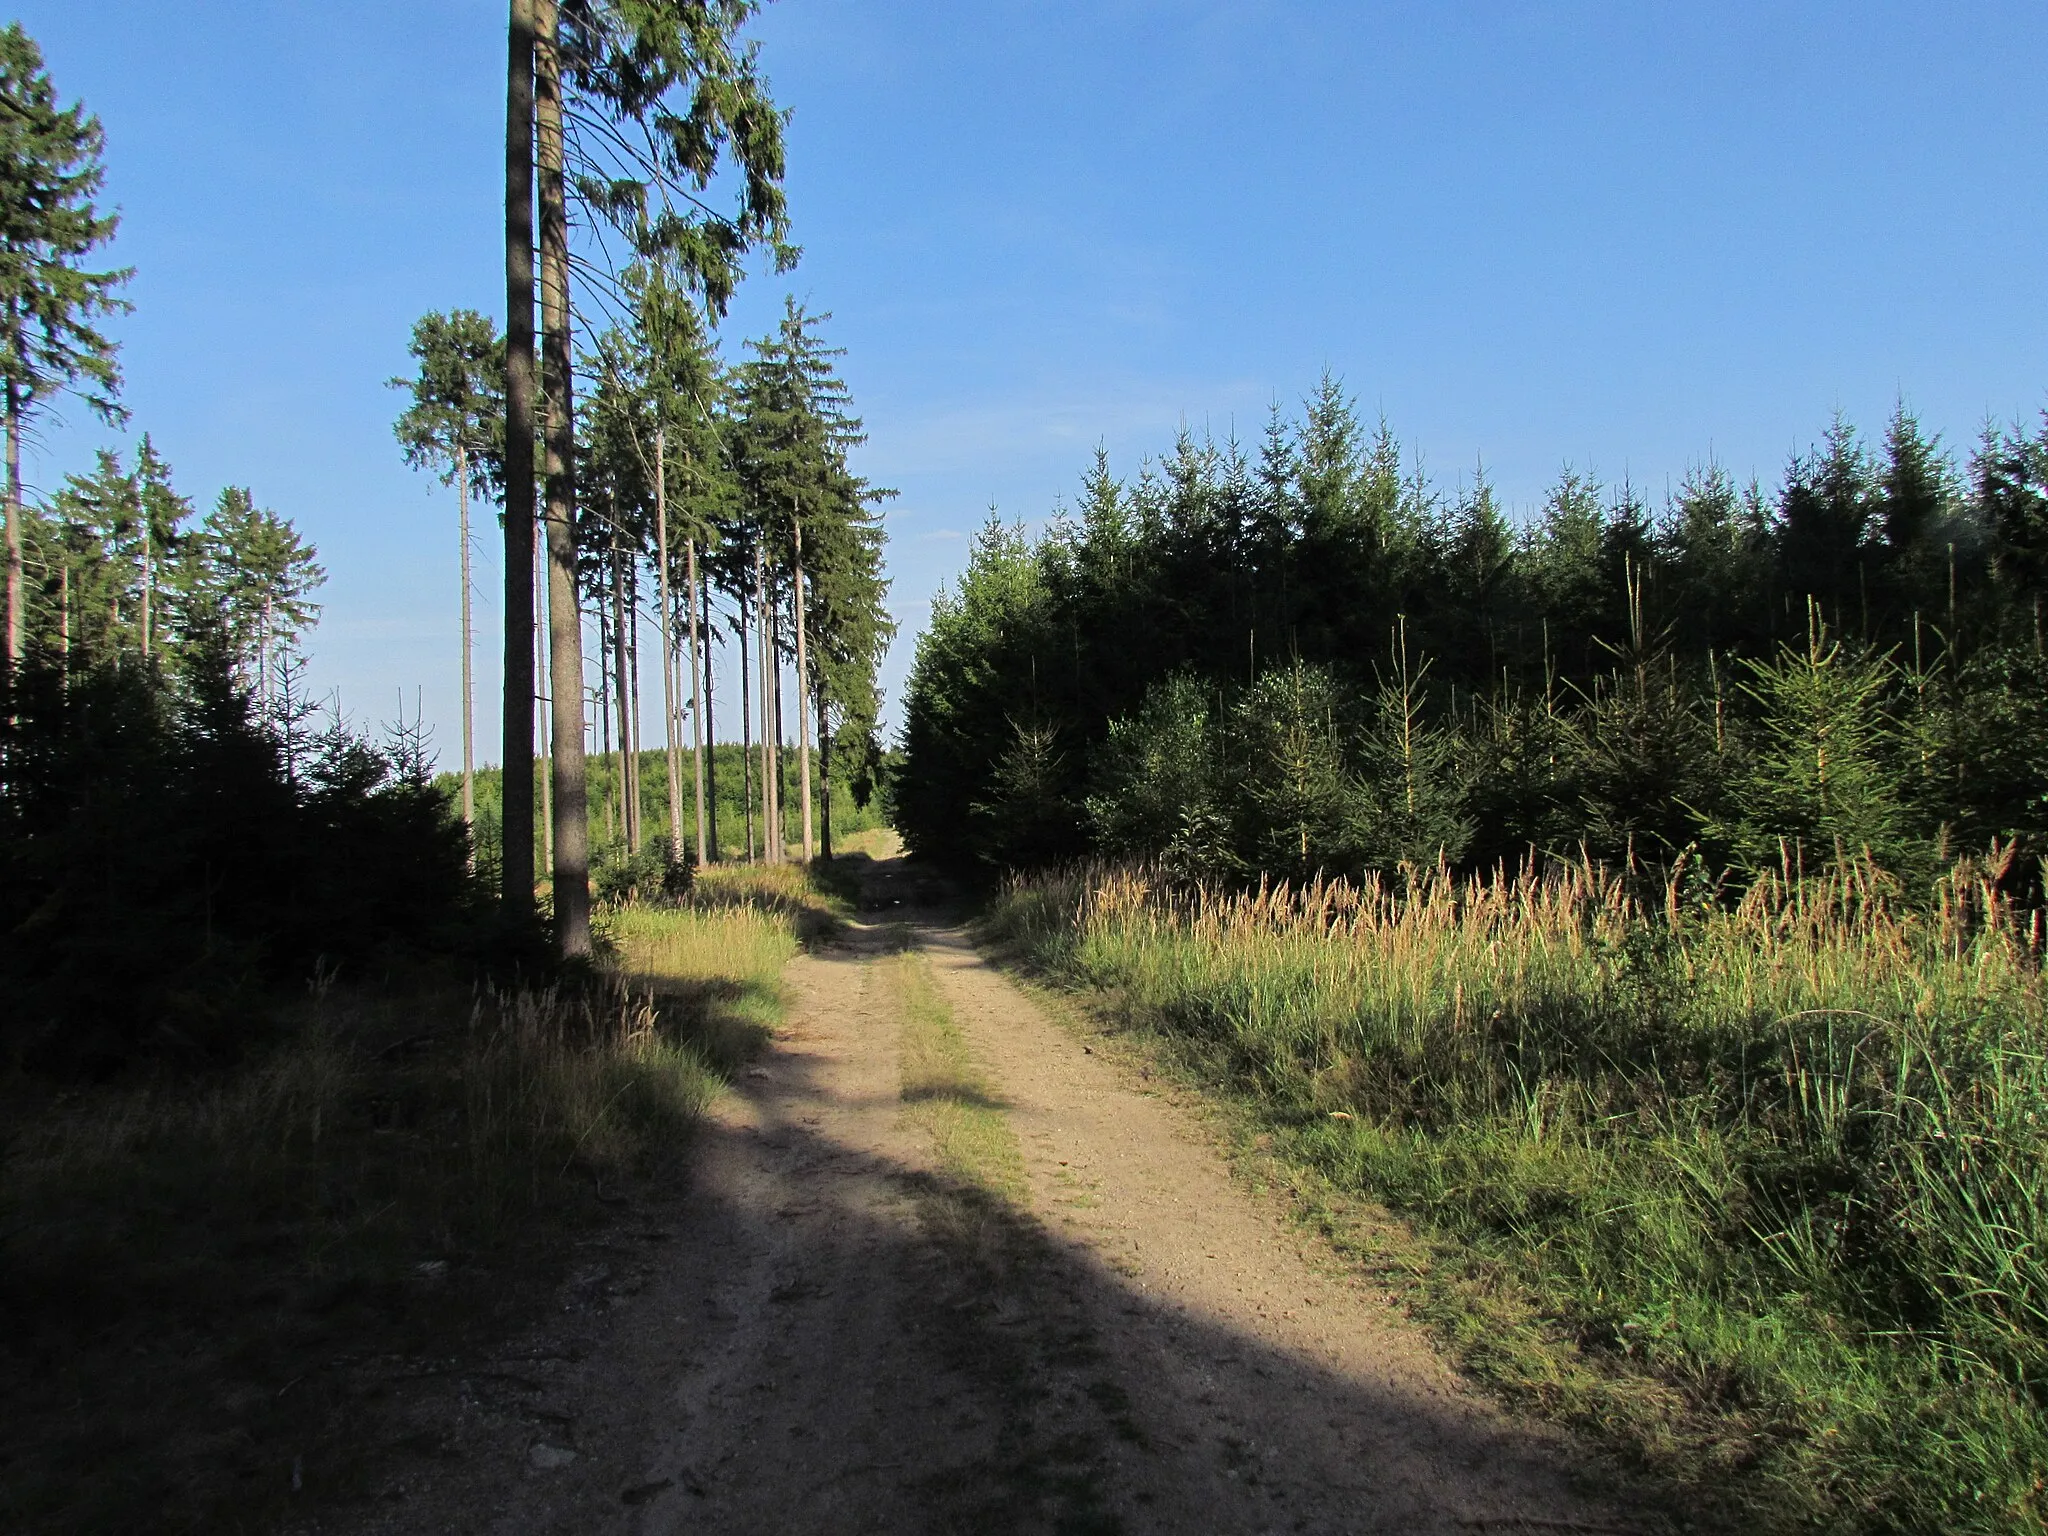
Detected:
left=141, top=502, right=152, bottom=661
left=655, top=427, right=683, bottom=862
left=686, top=537, right=707, bottom=868
left=738, top=592, right=755, bottom=861
left=793, top=516, right=814, bottom=863
left=818, top=686, right=833, bottom=860
left=536, top=530, right=552, bottom=871
left=536, top=0, right=591, bottom=956
left=702, top=576, right=719, bottom=860
left=626, top=548, right=643, bottom=854
left=458, top=445, right=475, bottom=841
left=611, top=537, right=634, bottom=852
left=500, top=0, right=538, bottom=919
left=2, top=381, right=17, bottom=679
left=756, top=550, right=778, bottom=862
left=598, top=614, right=614, bottom=845
left=769, top=591, right=785, bottom=863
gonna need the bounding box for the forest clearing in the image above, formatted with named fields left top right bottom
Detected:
left=7, top=4, right=2048, bottom=1534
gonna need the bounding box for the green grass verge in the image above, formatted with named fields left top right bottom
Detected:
left=981, top=861, right=2048, bottom=1536
left=892, top=948, right=1027, bottom=1204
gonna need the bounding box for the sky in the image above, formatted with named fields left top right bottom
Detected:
left=19, top=1, right=2048, bottom=763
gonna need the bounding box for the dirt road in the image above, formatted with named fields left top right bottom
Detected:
left=327, top=870, right=1651, bottom=1535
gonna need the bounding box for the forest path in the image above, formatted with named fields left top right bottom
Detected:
left=325, top=859, right=1649, bottom=1535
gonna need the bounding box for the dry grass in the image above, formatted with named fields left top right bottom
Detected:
left=986, top=852, right=2048, bottom=1534
left=0, top=871, right=837, bottom=1535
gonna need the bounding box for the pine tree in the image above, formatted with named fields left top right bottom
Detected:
left=1777, top=415, right=1875, bottom=632
left=1350, top=619, right=1471, bottom=873
left=41, top=439, right=192, bottom=666
left=730, top=299, right=891, bottom=863
left=1231, top=662, right=1355, bottom=883
left=190, top=488, right=325, bottom=693
left=391, top=308, right=505, bottom=837
left=500, top=0, right=791, bottom=951
left=0, top=24, right=131, bottom=680
left=1875, top=402, right=1972, bottom=633
left=1084, top=674, right=1231, bottom=877
left=132, top=436, right=192, bottom=662
left=1713, top=605, right=1907, bottom=873
left=1524, top=466, right=1607, bottom=675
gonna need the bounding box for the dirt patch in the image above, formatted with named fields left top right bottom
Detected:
left=303, top=862, right=1659, bottom=1535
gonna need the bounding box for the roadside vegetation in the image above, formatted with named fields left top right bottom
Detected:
left=986, top=858, right=2048, bottom=1533
left=900, top=382, right=2048, bottom=1532
left=0, top=863, right=842, bottom=1535
left=0, top=10, right=894, bottom=1534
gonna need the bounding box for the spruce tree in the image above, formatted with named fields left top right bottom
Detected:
left=1713, top=606, right=1908, bottom=874
left=1777, top=415, right=1875, bottom=632
left=391, top=308, right=505, bottom=837
left=731, top=300, right=891, bottom=862
left=1350, top=620, right=1471, bottom=873
left=132, top=435, right=191, bottom=662
left=0, top=24, right=131, bottom=681
left=500, top=0, right=790, bottom=951
left=191, top=488, right=325, bottom=694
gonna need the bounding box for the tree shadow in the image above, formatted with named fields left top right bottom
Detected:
left=318, top=1037, right=1682, bottom=1536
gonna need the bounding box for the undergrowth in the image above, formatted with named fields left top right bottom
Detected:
left=0, top=864, right=835, bottom=1535
left=984, top=854, right=2048, bottom=1534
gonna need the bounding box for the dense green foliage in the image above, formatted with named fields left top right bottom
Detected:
left=0, top=21, right=128, bottom=429
left=989, top=859, right=2048, bottom=1532
left=24, top=439, right=324, bottom=682
left=574, top=285, right=894, bottom=826
left=1, top=384, right=469, bottom=1074
left=0, top=648, right=474, bottom=1074
left=898, top=380, right=2048, bottom=888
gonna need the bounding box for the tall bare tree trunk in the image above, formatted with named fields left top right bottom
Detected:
left=793, top=516, right=814, bottom=863
left=738, top=593, right=755, bottom=862
left=537, top=524, right=552, bottom=872
left=536, top=0, right=590, bottom=956
left=58, top=558, right=69, bottom=691
left=654, top=428, right=683, bottom=862
left=458, top=446, right=475, bottom=841
left=500, top=0, right=538, bottom=920
left=140, top=510, right=152, bottom=661
left=769, top=595, right=785, bottom=863
left=756, top=550, right=778, bottom=862
left=686, top=537, right=707, bottom=868
left=702, top=578, right=719, bottom=859
left=817, top=687, right=833, bottom=860
left=629, top=557, right=644, bottom=854
left=2, top=383, right=17, bottom=682
left=610, top=539, right=634, bottom=851
left=598, top=623, right=614, bottom=845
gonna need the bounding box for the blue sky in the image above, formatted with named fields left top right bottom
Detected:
left=19, top=1, right=2048, bottom=760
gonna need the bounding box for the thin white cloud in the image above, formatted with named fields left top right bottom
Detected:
left=863, top=376, right=1268, bottom=478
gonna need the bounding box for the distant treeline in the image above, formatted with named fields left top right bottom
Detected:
left=897, top=380, right=2048, bottom=888
left=453, top=742, right=889, bottom=891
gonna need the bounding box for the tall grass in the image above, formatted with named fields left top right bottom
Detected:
left=1, top=866, right=835, bottom=1535
left=987, top=853, right=2048, bottom=1533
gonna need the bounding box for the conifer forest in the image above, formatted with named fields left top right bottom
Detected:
left=5, top=5, right=2048, bottom=1535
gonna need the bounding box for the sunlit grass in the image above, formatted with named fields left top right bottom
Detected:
left=986, top=853, right=2048, bottom=1534
left=892, top=949, right=1027, bottom=1205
